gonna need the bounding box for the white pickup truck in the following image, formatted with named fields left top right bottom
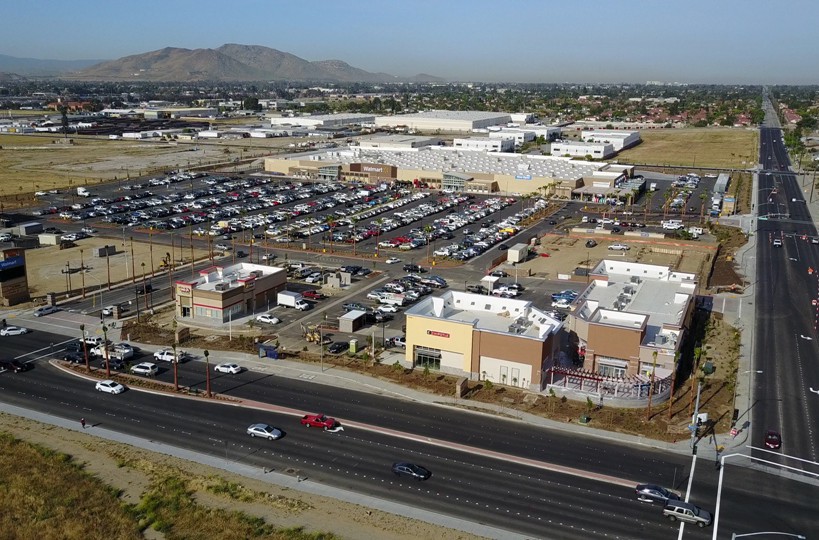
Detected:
left=153, top=348, right=188, bottom=362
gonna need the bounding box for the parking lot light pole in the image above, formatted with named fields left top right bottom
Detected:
left=172, top=344, right=179, bottom=392
left=102, top=325, right=110, bottom=378
left=80, top=324, right=89, bottom=372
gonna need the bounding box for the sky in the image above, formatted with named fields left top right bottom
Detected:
left=3, top=0, right=819, bottom=84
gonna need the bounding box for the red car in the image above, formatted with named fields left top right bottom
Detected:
left=300, top=414, right=338, bottom=429
left=302, top=290, right=325, bottom=300
left=764, top=430, right=782, bottom=449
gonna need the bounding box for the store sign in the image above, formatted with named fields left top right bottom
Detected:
left=177, top=284, right=192, bottom=295
left=427, top=330, right=450, bottom=338
left=515, top=174, right=532, bottom=180
left=0, top=256, right=24, bottom=270
left=363, top=165, right=385, bottom=173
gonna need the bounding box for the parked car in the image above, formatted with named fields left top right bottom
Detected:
left=34, top=305, right=59, bottom=317
left=466, top=285, right=488, bottom=294
left=489, top=270, right=508, bottom=278
left=63, top=352, right=85, bottom=364
left=302, top=290, right=326, bottom=300
left=100, top=358, right=126, bottom=371
left=130, top=362, right=158, bottom=376
left=153, top=348, right=186, bottom=362
left=377, top=304, right=400, bottom=314
left=391, top=462, right=431, bottom=481
left=608, top=243, right=630, bottom=251
left=215, top=363, right=243, bottom=374
left=328, top=342, right=349, bottom=354
left=342, top=302, right=367, bottom=312
left=385, top=257, right=401, bottom=264
left=95, top=380, right=126, bottom=394
left=246, top=423, right=282, bottom=440
left=300, top=413, right=339, bottom=429
left=585, top=239, right=598, bottom=248
left=256, top=314, right=281, bottom=325
left=393, top=336, right=407, bottom=348
left=635, top=484, right=680, bottom=504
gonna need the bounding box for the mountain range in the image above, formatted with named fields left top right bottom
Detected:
left=0, top=44, right=442, bottom=83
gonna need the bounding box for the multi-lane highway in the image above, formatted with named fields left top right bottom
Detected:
left=2, top=328, right=818, bottom=539
left=754, top=100, right=819, bottom=466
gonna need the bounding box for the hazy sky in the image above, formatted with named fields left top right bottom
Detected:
left=4, top=0, right=818, bottom=84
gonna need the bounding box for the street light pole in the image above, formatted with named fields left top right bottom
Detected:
left=80, top=324, right=89, bottom=372
left=204, top=349, right=211, bottom=398
left=732, top=369, right=762, bottom=427
left=102, top=325, right=110, bottom=378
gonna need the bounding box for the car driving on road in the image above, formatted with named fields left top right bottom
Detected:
left=214, top=363, right=243, bottom=374
left=0, top=326, right=29, bottom=336
left=95, top=380, right=126, bottom=394
left=246, top=423, right=282, bottom=440
left=635, top=484, right=680, bottom=504
left=34, top=305, right=59, bottom=317
left=130, top=362, right=158, bottom=377
left=391, top=462, right=431, bottom=480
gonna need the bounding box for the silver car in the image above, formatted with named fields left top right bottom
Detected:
left=247, top=423, right=282, bottom=440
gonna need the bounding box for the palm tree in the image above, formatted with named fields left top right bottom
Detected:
left=662, top=191, right=673, bottom=220
left=349, top=215, right=358, bottom=255
left=324, top=214, right=335, bottom=253
left=374, top=218, right=384, bottom=258
left=667, top=352, right=680, bottom=421
left=629, top=188, right=639, bottom=214
left=644, top=191, right=654, bottom=222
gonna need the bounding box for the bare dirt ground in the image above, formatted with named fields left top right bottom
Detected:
left=0, top=413, right=486, bottom=540
left=617, top=128, right=758, bottom=169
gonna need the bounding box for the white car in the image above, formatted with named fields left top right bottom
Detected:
left=393, top=336, right=407, bottom=348
left=215, top=363, right=243, bottom=374
left=377, top=304, right=400, bottom=314
left=95, top=380, right=126, bottom=394
left=0, top=233, right=13, bottom=242
left=0, top=326, right=29, bottom=336
left=34, top=305, right=59, bottom=317
left=255, top=314, right=280, bottom=325
left=247, top=423, right=283, bottom=440
left=608, top=243, right=630, bottom=251
left=130, top=362, right=158, bottom=376
left=552, top=299, right=572, bottom=309
left=153, top=348, right=185, bottom=362
left=304, top=272, right=323, bottom=284
left=773, top=239, right=783, bottom=247
left=385, top=257, right=401, bottom=264
left=102, top=305, right=116, bottom=316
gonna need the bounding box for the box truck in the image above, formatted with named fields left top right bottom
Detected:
left=77, top=187, right=91, bottom=197
left=277, top=291, right=309, bottom=310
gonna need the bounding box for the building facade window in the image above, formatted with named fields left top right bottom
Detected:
left=596, top=356, right=629, bottom=378
left=415, top=346, right=441, bottom=370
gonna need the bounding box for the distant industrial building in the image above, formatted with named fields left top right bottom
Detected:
left=551, top=140, right=616, bottom=160
left=453, top=136, right=515, bottom=153
left=269, top=113, right=375, bottom=128
left=580, top=130, right=641, bottom=151
left=489, top=129, right=534, bottom=146
left=374, top=110, right=512, bottom=133
left=356, top=134, right=442, bottom=150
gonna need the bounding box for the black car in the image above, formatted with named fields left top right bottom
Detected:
left=1, top=360, right=29, bottom=373
left=342, top=302, right=367, bottom=312
left=497, top=244, right=509, bottom=251
left=585, top=239, right=598, bottom=248
left=136, top=283, right=153, bottom=295
left=635, top=484, right=680, bottom=504
left=65, top=340, right=83, bottom=353
left=466, top=285, right=488, bottom=294
left=63, top=352, right=85, bottom=364
left=328, top=342, right=349, bottom=354
left=100, top=359, right=126, bottom=371
left=392, top=462, right=431, bottom=481
left=403, top=264, right=424, bottom=273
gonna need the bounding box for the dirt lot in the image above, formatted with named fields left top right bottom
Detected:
left=617, top=128, right=758, bottom=169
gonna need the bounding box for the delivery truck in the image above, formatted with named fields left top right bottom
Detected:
left=277, top=291, right=310, bottom=310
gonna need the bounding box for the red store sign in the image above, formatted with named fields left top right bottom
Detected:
left=427, top=330, right=450, bottom=338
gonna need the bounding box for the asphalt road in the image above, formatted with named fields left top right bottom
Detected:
left=2, top=328, right=818, bottom=539
left=753, top=118, right=819, bottom=467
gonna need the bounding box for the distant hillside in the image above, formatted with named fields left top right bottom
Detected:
left=65, top=43, right=444, bottom=83
left=0, top=54, right=102, bottom=76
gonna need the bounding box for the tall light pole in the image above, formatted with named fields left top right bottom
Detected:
left=141, top=262, right=148, bottom=311
left=204, top=349, right=211, bottom=398
left=79, top=324, right=89, bottom=372
left=102, top=324, right=110, bottom=378
left=79, top=249, right=86, bottom=299
left=171, top=343, right=179, bottom=392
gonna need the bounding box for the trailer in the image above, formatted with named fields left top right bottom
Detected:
left=507, top=243, right=530, bottom=264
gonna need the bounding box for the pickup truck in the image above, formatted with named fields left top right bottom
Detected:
left=153, top=348, right=187, bottom=362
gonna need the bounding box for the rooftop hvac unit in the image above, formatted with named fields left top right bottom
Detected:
left=214, top=283, right=229, bottom=291
left=630, top=276, right=641, bottom=284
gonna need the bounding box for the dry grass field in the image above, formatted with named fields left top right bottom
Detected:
left=618, top=128, right=758, bottom=169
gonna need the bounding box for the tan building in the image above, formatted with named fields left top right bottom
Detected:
left=174, top=262, right=286, bottom=323
left=566, top=260, right=697, bottom=380
left=404, top=291, right=563, bottom=390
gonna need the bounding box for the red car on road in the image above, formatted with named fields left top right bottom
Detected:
left=300, top=413, right=338, bottom=429
left=764, top=430, right=782, bottom=449
left=302, top=290, right=326, bottom=300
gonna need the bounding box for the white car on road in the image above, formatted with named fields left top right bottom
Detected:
left=255, top=314, right=280, bottom=325
left=34, top=305, right=60, bottom=317
left=215, top=363, right=243, bottom=374
left=385, top=257, right=401, bottom=264
left=1, top=326, right=29, bottom=336
left=130, top=362, right=158, bottom=376
left=95, top=380, right=126, bottom=394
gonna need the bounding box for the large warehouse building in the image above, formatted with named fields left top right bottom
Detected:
left=263, top=145, right=632, bottom=197
left=269, top=113, right=375, bottom=128
left=374, top=110, right=512, bottom=132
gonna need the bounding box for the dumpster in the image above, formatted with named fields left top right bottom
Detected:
left=258, top=344, right=279, bottom=359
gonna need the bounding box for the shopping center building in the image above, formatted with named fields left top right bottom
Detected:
left=173, top=262, right=286, bottom=323
left=403, top=291, right=564, bottom=390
